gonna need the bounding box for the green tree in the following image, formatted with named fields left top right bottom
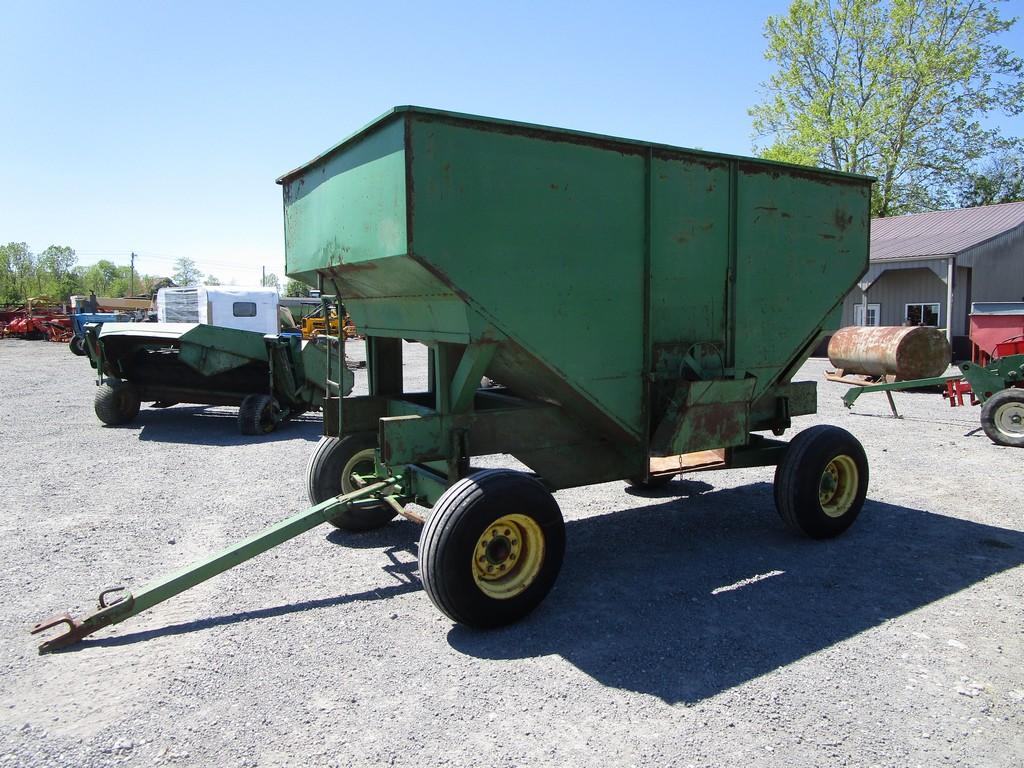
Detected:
left=750, top=0, right=1024, bottom=216
left=204, top=274, right=222, bottom=286
left=147, top=276, right=176, bottom=295
left=2, top=242, right=37, bottom=300
left=262, top=272, right=280, bottom=289
left=284, top=278, right=310, bottom=297
left=80, top=260, right=127, bottom=296
left=37, top=245, right=80, bottom=301
left=0, top=242, right=31, bottom=303
left=958, top=151, right=1024, bottom=207
left=172, top=257, right=203, bottom=286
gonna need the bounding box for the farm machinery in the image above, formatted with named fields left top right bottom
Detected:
left=67, top=294, right=153, bottom=355
left=841, top=348, right=1024, bottom=447
left=0, top=298, right=72, bottom=342
left=76, top=286, right=351, bottom=434
left=81, top=321, right=350, bottom=434
left=33, top=107, right=875, bottom=652
left=835, top=309, right=1024, bottom=447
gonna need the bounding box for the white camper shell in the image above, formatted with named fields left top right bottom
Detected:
left=156, top=287, right=280, bottom=334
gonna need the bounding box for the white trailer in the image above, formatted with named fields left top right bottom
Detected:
left=156, top=286, right=280, bottom=334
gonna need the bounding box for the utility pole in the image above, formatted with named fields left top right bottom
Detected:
left=262, top=266, right=266, bottom=287
left=130, top=252, right=136, bottom=296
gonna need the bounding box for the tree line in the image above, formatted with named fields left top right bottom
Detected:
left=0, top=243, right=162, bottom=305
left=0, top=246, right=259, bottom=306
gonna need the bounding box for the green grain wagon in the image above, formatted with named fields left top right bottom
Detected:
left=34, top=108, right=874, bottom=650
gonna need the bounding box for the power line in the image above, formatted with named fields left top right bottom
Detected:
left=76, top=251, right=280, bottom=275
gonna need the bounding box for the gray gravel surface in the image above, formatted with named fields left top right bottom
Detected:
left=0, top=338, right=1021, bottom=767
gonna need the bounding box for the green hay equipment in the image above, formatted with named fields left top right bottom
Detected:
left=841, top=353, right=1024, bottom=446
left=83, top=322, right=351, bottom=434
left=34, top=108, right=874, bottom=651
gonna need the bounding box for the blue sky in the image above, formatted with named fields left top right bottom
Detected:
left=2, top=0, right=1022, bottom=285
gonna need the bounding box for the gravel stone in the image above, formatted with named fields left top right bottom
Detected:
left=0, top=338, right=1021, bottom=767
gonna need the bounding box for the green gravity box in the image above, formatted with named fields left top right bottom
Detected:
left=279, top=107, right=871, bottom=488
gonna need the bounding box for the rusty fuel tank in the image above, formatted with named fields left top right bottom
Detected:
left=828, top=326, right=951, bottom=379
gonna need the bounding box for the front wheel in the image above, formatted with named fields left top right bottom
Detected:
left=94, top=379, right=141, bottom=425
left=238, top=394, right=278, bottom=435
left=774, top=425, right=868, bottom=539
left=305, top=434, right=395, bottom=531
left=419, top=469, right=565, bottom=628
left=980, top=389, right=1024, bottom=447
left=68, top=336, right=87, bottom=356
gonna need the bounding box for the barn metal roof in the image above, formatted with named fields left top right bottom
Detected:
left=871, top=201, right=1024, bottom=261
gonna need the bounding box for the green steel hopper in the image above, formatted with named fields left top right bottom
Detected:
left=33, top=108, right=873, bottom=650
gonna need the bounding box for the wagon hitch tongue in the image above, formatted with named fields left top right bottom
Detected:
left=30, top=478, right=400, bottom=654
left=31, top=588, right=134, bottom=653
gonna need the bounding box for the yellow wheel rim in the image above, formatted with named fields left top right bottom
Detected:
left=341, top=448, right=376, bottom=493
left=819, top=455, right=858, bottom=518
left=471, top=514, right=545, bottom=600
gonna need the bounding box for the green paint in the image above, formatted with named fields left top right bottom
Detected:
left=281, top=106, right=871, bottom=477
left=282, top=118, right=407, bottom=288
left=843, top=354, right=1024, bottom=408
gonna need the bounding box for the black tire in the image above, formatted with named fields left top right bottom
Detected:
left=68, top=336, right=87, bottom=356
left=305, top=434, right=395, bottom=531
left=980, top=389, right=1024, bottom=447
left=94, top=379, right=141, bottom=426
left=419, top=469, right=565, bottom=628
left=774, top=425, right=868, bottom=539
left=238, top=394, right=278, bottom=435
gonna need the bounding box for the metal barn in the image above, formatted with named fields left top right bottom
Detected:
left=841, top=201, right=1024, bottom=357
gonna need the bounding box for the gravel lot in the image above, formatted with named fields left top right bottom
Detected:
left=0, top=338, right=1021, bottom=767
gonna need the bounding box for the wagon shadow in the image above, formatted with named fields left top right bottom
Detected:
left=447, top=483, right=1024, bottom=704
left=65, top=484, right=1024, bottom=706
left=128, top=406, right=323, bottom=445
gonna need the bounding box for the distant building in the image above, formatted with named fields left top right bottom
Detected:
left=842, top=201, right=1024, bottom=356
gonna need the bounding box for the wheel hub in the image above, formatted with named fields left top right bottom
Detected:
left=995, top=402, right=1024, bottom=436
left=341, top=448, right=378, bottom=494
left=819, top=455, right=858, bottom=518
left=472, top=514, right=545, bottom=600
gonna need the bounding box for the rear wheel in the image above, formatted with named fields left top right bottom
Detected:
left=980, top=389, right=1024, bottom=447
left=419, top=469, right=565, bottom=628
left=238, top=394, right=278, bottom=435
left=68, top=336, right=87, bottom=356
left=306, top=434, right=395, bottom=531
left=94, top=379, right=141, bottom=426
left=774, top=425, right=868, bottom=539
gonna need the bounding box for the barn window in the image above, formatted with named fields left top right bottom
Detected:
left=854, top=303, right=880, bottom=326
left=905, top=303, right=939, bottom=326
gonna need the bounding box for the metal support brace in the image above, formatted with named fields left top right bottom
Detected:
left=449, top=342, right=496, bottom=414
left=31, top=479, right=399, bottom=653
left=841, top=375, right=959, bottom=409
